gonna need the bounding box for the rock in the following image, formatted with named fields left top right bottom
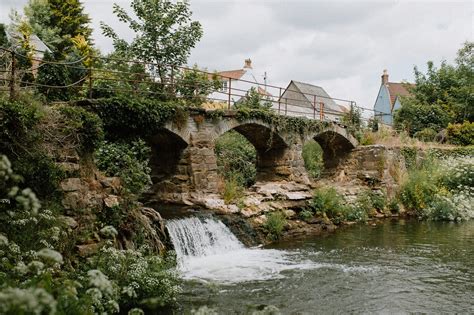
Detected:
left=202, top=197, right=225, bottom=209
left=227, top=204, right=240, bottom=213
left=60, top=216, right=78, bottom=229
left=62, top=192, right=82, bottom=210
left=100, top=177, right=121, bottom=194
left=253, top=215, right=267, bottom=225
left=60, top=178, right=83, bottom=192
left=57, top=162, right=80, bottom=174
left=280, top=182, right=309, bottom=192
left=284, top=209, right=296, bottom=218
left=104, top=195, right=120, bottom=208
left=77, top=243, right=100, bottom=257
left=283, top=191, right=312, bottom=200
left=243, top=196, right=261, bottom=207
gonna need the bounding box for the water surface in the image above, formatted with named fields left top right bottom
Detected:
left=172, top=219, right=474, bottom=314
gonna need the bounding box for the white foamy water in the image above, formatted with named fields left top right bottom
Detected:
left=166, top=217, right=316, bottom=283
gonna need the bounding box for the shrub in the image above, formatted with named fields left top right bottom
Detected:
left=438, top=156, right=474, bottom=192
left=95, top=139, right=152, bottom=195
left=302, top=139, right=324, bottom=179
left=447, top=121, right=474, bottom=146
left=264, top=212, right=287, bottom=240
left=399, top=166, right=438, bottom=217
left=222, top=174, right=244, bottom=205
left=299, top=209, right=314, bottom=221
left=310, top=187, right=344, bottom=218
left=59, top=106, right=104, bottom=152
left=215, top=131, right=256, bottom=187
left=83, top=96, right=177, bottom=140
left=414, top=128, right=437, bottom=142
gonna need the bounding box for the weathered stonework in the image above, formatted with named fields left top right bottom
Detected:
left=145, top=112, right=358, bottom=205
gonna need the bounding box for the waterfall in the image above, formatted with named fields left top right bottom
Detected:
left=166, top=216, right=315, bottom=283
left=167, top=216, right=243, bottom=260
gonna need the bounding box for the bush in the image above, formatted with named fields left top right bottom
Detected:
left=302, top=139, right=323, bottom=179
left=95, top=139, right=152, bottom=195
left=299, top=209, right=314, bottom=221
left=264, top=212, right=287, bottom=240
left=222, top=174, right=244, bottom=205
left=310, top=187, right=344, bottom=218
left=399, top=166, right=438, bottom=217
left=83, top=96, right=177, bottom=140
left=414, top=128, right=437, bottom=142
left=59, top=106, right=104, bottom=153
left=215, top=131, right=256, bottom=187
left=447, top=121, right=474, bottom=146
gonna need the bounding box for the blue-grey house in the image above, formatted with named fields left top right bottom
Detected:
left=373, top=70, right=414, bottom=126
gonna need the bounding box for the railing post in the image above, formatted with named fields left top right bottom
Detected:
left=320, top=102, right=324, bottom=121
left=227, top=78, right=231, bottom=109
left=285, top=97, right=288, bottom=115
left=9, top=51, right=16, bottom=100
left=313, top=95, right=316, bottom=120
left=278, top=87, right=282, bottom=114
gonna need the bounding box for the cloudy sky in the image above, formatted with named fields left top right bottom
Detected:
left=1, top=0, right=472, bottom=109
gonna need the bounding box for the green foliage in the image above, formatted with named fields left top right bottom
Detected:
left=35, top=52, right=87, bottom=101
left=399, top=165, right=438, bottom=217
left=234, top=87, right=273, bottom=111
left=310, top=187, right=343, bottom=218
left=48, top=0, right=92, bottom=53
left=23, top=0, right=62, bottom=49
left=0, top=155, right=179, bottom=313
left=264, top=212, right=287, bottom=240
left=222, top=174, right=245, bottom=205
left=59, top=106, right=104, bottom=153
left=0, top=23, right=8, bottom=47
left=89, top=247, right=180, bottom=309
left=394, top=42, right=474, bottom=135
left=83, top=96, right=177, bottom=140
left=299, top=209, right=314, bottom=221
left=302, top=139, right=323, bottom=179
left=394, top=96, right=451, bottom=135
left=95, top=139, right=152, bottom=195
left=446, top=121, right=474, bottom=146
left=341, top=104, right=362, bottom=133
left=414, top=128, right=437, bottom=142
left=176, top=65, right=221, bottom=105
left=101, top=0, right=202, bottom=85
left=215, top=131, right=256, bottom=187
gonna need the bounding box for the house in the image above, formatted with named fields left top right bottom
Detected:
left=209, top=58, right=270, bottom=105
left=275, top=80, right=348, bottom=122
left=373, top=70, right=414, bottom=125
left=6, top=31, right=51, bottom=76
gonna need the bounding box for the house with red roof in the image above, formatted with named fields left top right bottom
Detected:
left=373, top=70, right=415, bottom=125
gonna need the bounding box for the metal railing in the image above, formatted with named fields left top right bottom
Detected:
left=0, top=47, right=390, bottom=125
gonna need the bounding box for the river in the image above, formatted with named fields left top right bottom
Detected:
left=168, top=218, right=474, bottom=314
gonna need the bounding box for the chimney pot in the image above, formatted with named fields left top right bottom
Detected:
left=381, top=69, right=389, bottom=85
left=244, top=58, right=252, bottom=69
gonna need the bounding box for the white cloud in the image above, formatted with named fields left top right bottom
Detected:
left=1, top=0, right=472, bottom=109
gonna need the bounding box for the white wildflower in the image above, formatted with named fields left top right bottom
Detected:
left=37, top=248, right=63, bottom=265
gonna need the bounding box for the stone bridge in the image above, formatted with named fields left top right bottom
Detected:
left=146, top=110, right=358, bottom=203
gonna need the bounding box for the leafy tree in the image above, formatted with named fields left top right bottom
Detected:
left=0, top=23, right=8, bottom=47
left=341, top=103, right=362, bottom=131
left=394, top=42, right=473, bottom=135
left=234, top=87, right=273, bottom=110
left=176, top=65, right=220, bottom=105
left=101, top=0, right=203, bottom=85
left=23, top=0, right=61, bottom=49
left=48, top=0, right=92, bottom=54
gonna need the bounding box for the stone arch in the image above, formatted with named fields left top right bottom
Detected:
left=307, top=125, right=358, bottom=175
left=147, top=127, right=192, bottom=199
left=213, top=119, right=291, bottom=182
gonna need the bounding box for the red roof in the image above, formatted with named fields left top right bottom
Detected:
left=386, top=82, right=415, bottom=109
left=215, top=69, right=246, bottom=80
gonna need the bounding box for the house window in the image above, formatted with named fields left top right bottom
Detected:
left=221, top=81, right=228, bottom=92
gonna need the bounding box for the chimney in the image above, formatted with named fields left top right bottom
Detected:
left=381, top=69, right=389, bottom=85
left=244, top=58, right=252, bottom=69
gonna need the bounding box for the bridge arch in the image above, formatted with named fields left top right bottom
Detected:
left=306, top=125, right=358, bottom=175
left=212, top=119, right=291, bottom=182
left=147, top=126, right=193, bottom=198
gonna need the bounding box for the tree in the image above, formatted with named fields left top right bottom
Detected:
left=394, top=41, right=473, bottom=135
left=48, top=0, right=92, bottom=54
left=101, top=0, right=203, bottom=85
left=0, top=24, right=8, bottom=47
left=23, top=0, right=61, bottom=50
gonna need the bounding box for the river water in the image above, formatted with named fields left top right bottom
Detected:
left=169, top=218, right=474, bottom=314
